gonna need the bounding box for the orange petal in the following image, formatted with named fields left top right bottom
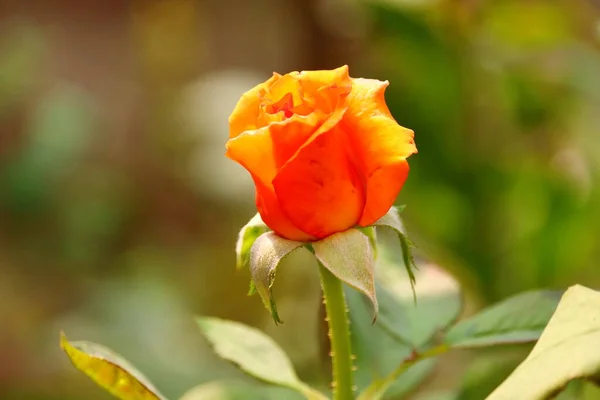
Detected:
left=359, top=160, right=410, bottom=225
left=273, top=126, right=365, bottom=239
left=296, top=65, right=351, bottom=94
left=226, top=126, right=276, bottom=187
left=226, top=123, right=315, bottom=241
left=343, top=78, right=417, bottom=226
left=296, top=65, right=352, bottom=114
left=229, top=73, right=280, bottom=138
left=254, top=178, right=315, bottom=242
left=268, top=115, right=321, bottom=169
left=267, top=73, right=303, bottom=108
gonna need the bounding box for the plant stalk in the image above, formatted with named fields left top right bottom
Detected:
left=318, top=262, right=355, bottom=400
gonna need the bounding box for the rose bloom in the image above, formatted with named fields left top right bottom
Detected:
left=226, top=65, right=417, bottom=241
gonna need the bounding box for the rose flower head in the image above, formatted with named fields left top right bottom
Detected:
left=226, top=65, right=417, bottom=241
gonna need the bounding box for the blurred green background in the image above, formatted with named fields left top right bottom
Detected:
left=1, top=0, right=600, bottom=399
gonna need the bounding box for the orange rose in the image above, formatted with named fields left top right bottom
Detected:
left=226, top=65, right=417, bottom=241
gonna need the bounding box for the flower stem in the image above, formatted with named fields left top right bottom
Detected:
left=318, top=262, right=354, bottom=400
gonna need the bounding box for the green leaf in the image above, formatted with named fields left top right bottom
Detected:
left=373, top=206, right=418, bottom=298
left=312, top=228, right=377, bottom=320
left=444, top=290, right=562, bottom=349
left=179, top=381, right=300, bottom=400
left=487, top=285, right=600, bottom=400
left=376, top=248, right=461, bottom=348
left=249, top=232, right=305, bottom=324
left=554, top=380, right=587, bottom=400
left=345, top=241, right=459, bottom=399
left=60, top=332, right=167, bottom=400
left=355, top=343, right=446, bottom=400
left=553, top=380, right=600, bottom=400
left=455, top=351, right=526, bottom=400
left=347, top=283, right=437, bottom=400
left=414, top=392, right=459, bottom=400
left=196, top=317, right=327, bottom=400
left=236, top=213, right=269, bottom=270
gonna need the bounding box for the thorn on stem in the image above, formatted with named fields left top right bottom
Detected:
left=407, top=349, right=419, bottom=361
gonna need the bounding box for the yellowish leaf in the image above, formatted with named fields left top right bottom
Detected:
left=60, top=332, right=167, bottom=400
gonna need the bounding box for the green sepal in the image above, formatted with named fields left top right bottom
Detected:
left=373, top=206, right=418, bottom=301
left=249, top=232, right=305, bottom=324
left=311, top=228, right=378, bottom=321
left=248, top=279, right=257, bottom=296
left=357, top=225, right=378, bottom=260
left=236, top=213, right=269, bottom=270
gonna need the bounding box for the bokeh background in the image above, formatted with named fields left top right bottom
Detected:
left=1, top=0, right=600, bottom=399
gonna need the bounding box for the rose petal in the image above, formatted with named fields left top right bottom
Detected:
left=359, top=160, right=410, bottom=225
left=268, top=115, right=321, bottom=169
left=254, top=179, right=314, bottom=242
left=273, top=126, right=365, bottom=239
left=343, top=78, right=417, bottom=226
left=296, top=65, right=352, bottom=114
left=296, top=65, right=351, bottom=94
left=226, top=122, right=316, bottom=241
left=229, top=73, right=280, bottom=138
left=267, top=74, right=303, bottom=109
